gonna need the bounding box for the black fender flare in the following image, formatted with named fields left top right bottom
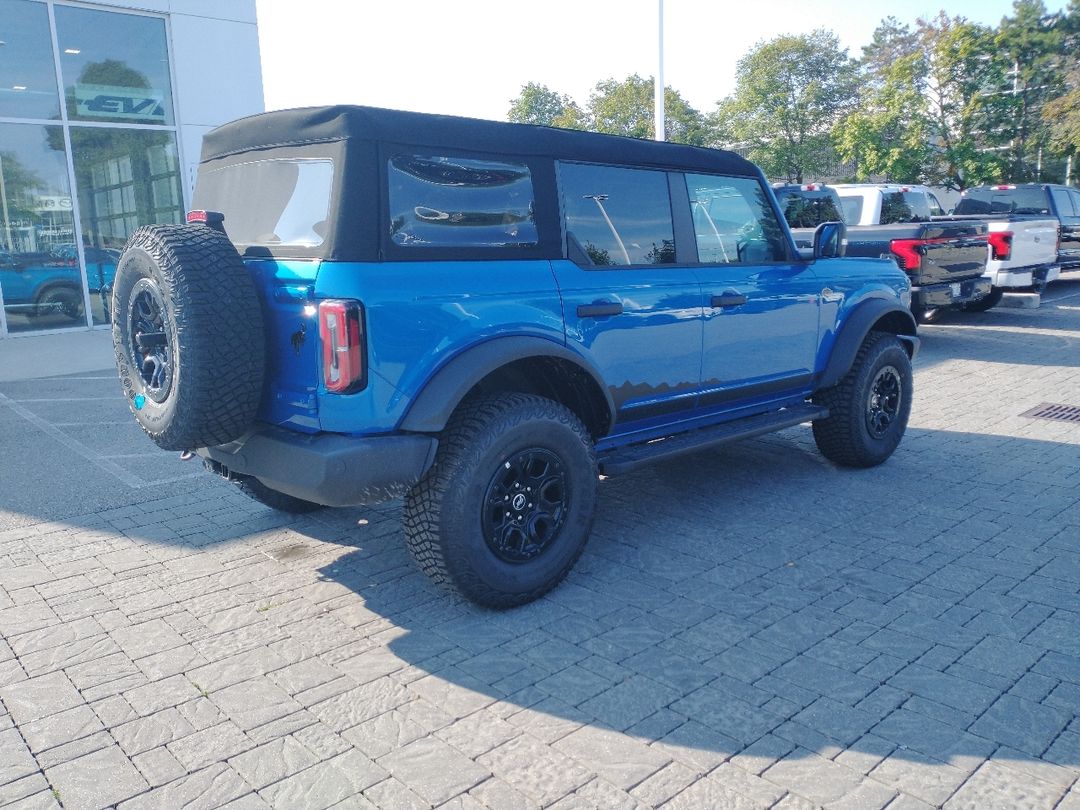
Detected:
left=817, top=299, right=918, bottom=390
left=399, top=336, right=615, bottom=434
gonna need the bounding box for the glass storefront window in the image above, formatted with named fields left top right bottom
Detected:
left=70, top=128, right=184, bottom=325
left=54, top=4, right=175, bottom=126
left=0, top=123, right=83, bottom=333
left=0, top=0, right=62, bottom=120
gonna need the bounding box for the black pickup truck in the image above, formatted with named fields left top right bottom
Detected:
left=773, top=183, right=990, bottom=321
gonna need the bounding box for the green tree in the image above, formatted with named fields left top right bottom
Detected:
left=834, top=52, right=932, bottom=182
left=711, top=30, right=858, bottom=182
left=585, top=74, right=707, bottom=145
left=987, top=0, right=1070, bottom=180
left=1043, top=66, right=1080, bottom=154
left=918, top=13, right=1008, bottom=189
left=507, top=82, right=584, bottom=129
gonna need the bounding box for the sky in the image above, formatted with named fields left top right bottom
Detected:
left=255, top=0, right=1067, bottom=123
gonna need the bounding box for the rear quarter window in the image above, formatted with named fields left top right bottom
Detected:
left=193, top=158, right=334, bottom=247
left=387, top=155, right=538, bottom=248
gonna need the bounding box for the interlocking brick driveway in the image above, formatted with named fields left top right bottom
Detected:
left=1, top=278, right=1079, bottom=809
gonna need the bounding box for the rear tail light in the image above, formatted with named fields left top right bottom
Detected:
left=988, top=231, right=1013, bottom=261
left=186, top=210, right=226, bottom=233
left=319, top=300, right=366, bottom=393
left=993, top=185, right=1016, bottom=190
left=890, top=239, right=923, bottom=272
left=803, top=183, right=818, bottom=191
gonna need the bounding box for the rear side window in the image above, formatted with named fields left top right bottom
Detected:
left=560, top=163, right=675, bottom=266
left=838, top=196, right=863, bottom=224
left=193, top=158, right=333, bottom=247
left=388, top=155, right=538, bottom=248
left=686, top=174, right=788, bottom=263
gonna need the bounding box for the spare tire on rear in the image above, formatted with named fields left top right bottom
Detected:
left=112, top=224, right=265, bottom=451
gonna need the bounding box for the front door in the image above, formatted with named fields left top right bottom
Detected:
left=682, top=173, right=820, bottom=408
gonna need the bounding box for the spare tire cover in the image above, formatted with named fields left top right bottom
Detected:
left=111, top=224, right=265, bottom=451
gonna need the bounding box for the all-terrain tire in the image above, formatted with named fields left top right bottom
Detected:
left=112, top=224, right=265, bottom=451
left=232, top=474, right=323, bottom=513
left=403, top=393, right=598, bottom=609
left=961, top=287, right=1004, bottom=313
left=812, top=331, right=913, bottom=468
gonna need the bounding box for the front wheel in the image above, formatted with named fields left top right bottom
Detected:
left=36, top=286, right=83, bottom=321
left=403, top=393, right=597, bottom=609
left=812, top=332, right=913, bottom=468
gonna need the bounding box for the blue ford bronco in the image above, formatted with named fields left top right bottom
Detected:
left=111, top=106, right=918, bottom=607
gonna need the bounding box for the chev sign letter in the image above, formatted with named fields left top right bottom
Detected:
left=74, top=84, right=166, bottom=122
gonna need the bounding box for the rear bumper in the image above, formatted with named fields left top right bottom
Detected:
left=988, top=265, right=1060, bottom=289
left=198, top=426, right=438, bottom=507
left=912, top=277, right=992, bottom=309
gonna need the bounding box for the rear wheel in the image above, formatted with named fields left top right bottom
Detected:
left=961, top=287, right=1004, bottom=312
left=403, top=393, right=597, bottom=608
left=812, top=331, right=913, bottom=468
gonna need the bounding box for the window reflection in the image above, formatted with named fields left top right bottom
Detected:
left=685, top=174, right=787, bottom=264
left=560, top=163, right=675, bottom=267
left=54, top=5, right=174, bottom=126
left=388, top=156, right=538, bottom=248
left=70, top=129, right=184, bottom=324
left=0, top=0, right=61, bottom=120
left=0, top=123, right=82, bottom=333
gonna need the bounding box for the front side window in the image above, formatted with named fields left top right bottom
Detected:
left=560, top=163, right=674, bottom=266
left=193, top=158, right=334, bottom=248
left=685, top=174, right=787, bottom=264
left=388, top=155, right=537, bottom=248
left=1051, top=188, right=1077, bottom=220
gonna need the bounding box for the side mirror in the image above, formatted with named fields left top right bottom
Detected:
left=813, top=221, right=847, bottom=259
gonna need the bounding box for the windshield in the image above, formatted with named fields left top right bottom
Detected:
left=193, top=158, right=334, bottom=247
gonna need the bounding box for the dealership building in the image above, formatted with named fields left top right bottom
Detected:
left=0, top=0, right=263, bottom=339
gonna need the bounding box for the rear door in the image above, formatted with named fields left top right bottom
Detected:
left=1051, top=187, right=1080, bottom=267
left=684, top=173, right=821, bottom=406
left=554, top=162, right=704, bottom=428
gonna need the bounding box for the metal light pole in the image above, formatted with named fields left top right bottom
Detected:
left=655, top=0, right=665, bottom=142
left=585, top=194, right=631, bottom=265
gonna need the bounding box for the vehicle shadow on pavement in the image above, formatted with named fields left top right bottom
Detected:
left=279, top=425, right=1080, bottom=802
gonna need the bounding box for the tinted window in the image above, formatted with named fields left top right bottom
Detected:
left=686, top=174, right=788, bottom=263
left=388, top=155, right=537, bottom=248
left=955, top=187, right=1050, bottom=216
left=1050, top=188, right=1076, bottom=219
left=880, top=191, right=931, bottom=224
left=560, top=163, right=674, bottom=266
left=775, top=190, right=844, bottom=227
left=193, top=159, right=334, bottom=247
left=1069, top=191, right=1080, bottom=221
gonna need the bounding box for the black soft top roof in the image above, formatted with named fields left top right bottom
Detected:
left=200, top=104, right=759, bottom=176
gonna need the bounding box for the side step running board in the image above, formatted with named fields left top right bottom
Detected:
left=599, top=403, right=828, bottom=476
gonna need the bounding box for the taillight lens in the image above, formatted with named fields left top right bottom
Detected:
left=319, top=300, right=365, bottom=393
left=988, top=231, right=1013, bottom=261
left=890, top=239, right=923, bottom=271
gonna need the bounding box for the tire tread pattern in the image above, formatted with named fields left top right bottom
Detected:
left=113, top=224, right=265, bottom=450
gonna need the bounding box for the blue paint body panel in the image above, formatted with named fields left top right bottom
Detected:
left=245, top=253, right=910, bottom=449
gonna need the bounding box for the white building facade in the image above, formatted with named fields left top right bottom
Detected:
left=0, top=0, right=263, bottom=338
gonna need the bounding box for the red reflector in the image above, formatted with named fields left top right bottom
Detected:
left=890, top=239, right=923, bottom=271
left=994, top=185, right=1015, bottom=190
left=186, top=210, right=208, bottom=223
left=988, top=231, right=1013, bottom=261
left=319, top=300, right=365, bottom=393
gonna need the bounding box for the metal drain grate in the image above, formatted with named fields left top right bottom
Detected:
left=1020, top=403, right=1080, bottom=423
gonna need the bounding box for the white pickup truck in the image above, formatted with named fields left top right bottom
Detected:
left=831, top=184, right=1059, bottom=312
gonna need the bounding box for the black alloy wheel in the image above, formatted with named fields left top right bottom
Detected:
left=481, top=448, right=569, bottom=564
left=127, top=278, right=173, bottom=404
left=865, top=365, right=902, bottom=439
